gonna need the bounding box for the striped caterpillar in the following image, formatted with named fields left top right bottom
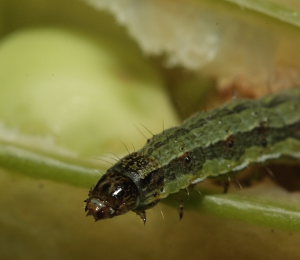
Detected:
left=85, top=88, right=300, bottom=223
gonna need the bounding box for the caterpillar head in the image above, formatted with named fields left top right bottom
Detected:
left=85, top=172, right=139, bottom=221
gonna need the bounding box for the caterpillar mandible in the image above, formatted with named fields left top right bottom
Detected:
left=85, top=88, right=300, bottom=223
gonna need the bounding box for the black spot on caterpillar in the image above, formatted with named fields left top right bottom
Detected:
left=85, top=89, right=300, bottom=223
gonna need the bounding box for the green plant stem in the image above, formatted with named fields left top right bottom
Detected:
left=165, top=189, right=300, bottom=231
left=200, top=194, right=300, bottom=231
left=1, top=142, right=300, bottom=231
left=0, top=143, right=100, bottom=187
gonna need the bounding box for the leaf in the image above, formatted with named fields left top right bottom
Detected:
left=225, top=0, right=300, bottom=28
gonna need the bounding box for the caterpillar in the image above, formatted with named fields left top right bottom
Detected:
left=85, top=88, right=300, bottom=223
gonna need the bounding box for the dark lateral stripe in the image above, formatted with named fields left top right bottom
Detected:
left=139, top=121, right=300, bottom=197
left=146, top=92, right=300, bottom=154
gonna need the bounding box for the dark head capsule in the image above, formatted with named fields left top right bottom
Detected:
left=85, top=172, right=139, bottom=221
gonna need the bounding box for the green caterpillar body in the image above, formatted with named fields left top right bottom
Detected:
left=85, top=89, right=300, bottom=222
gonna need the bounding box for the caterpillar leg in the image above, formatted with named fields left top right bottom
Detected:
left=133, top=209, right=146, bottom=225
left=133, top=200, right=160, bottom=224
left=179, top=201, right=184, bottom=220
left=178, top=188, right=191, bottom=220
left=223, top=180, right=230, bottom=194
left=223, top=176, right=245, bottom=192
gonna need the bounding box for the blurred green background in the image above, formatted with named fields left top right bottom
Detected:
left=1, top=0, right=300, bottom=259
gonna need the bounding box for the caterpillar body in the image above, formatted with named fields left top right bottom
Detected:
left=85, top=88, right=300, bottom=222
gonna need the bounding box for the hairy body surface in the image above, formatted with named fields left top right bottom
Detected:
left=85, top=89, right=300, bottom=222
